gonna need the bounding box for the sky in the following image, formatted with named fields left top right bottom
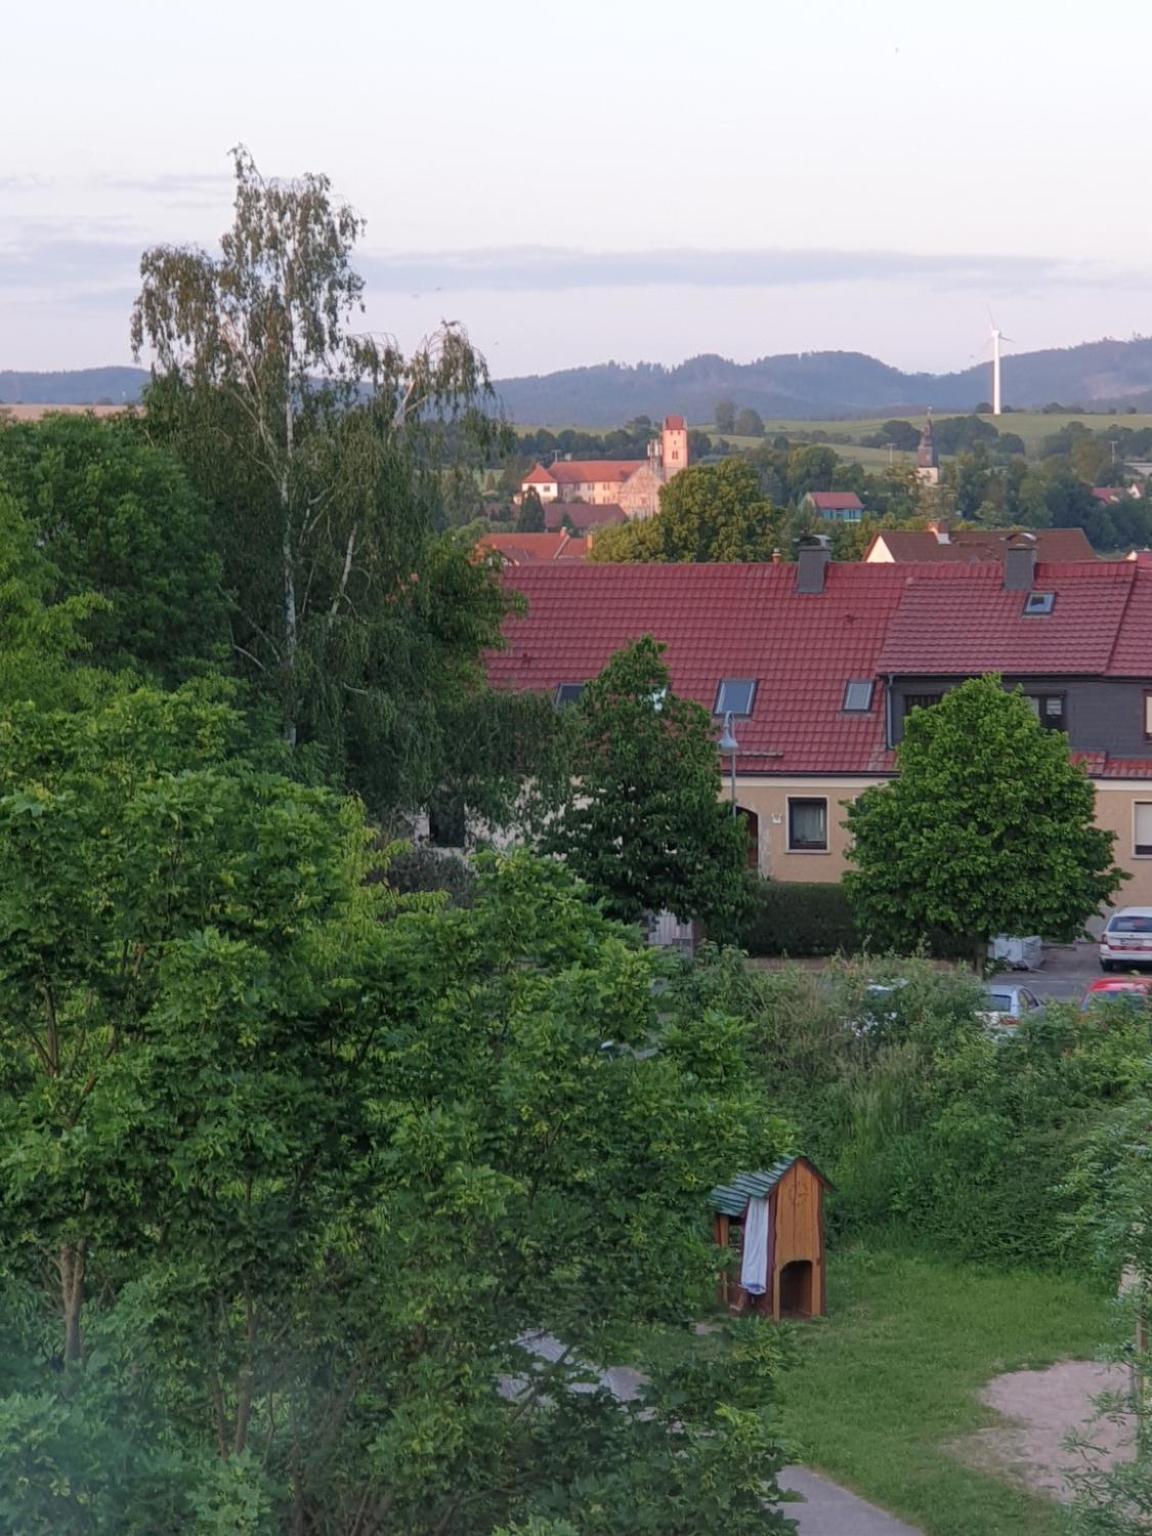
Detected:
left=3, top=0, right=1152, bottom=380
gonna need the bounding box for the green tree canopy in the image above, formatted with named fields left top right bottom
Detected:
left=0, top=678, right=792, bottom=1532
left=588, top=460, right=781, bottom=564
left=0, top=413, right=226, bottom=682
left=545, top=637, right=750, bottom=933
left=713, top=399, right=737, bottom=434
left=844, top=676, right=1124, bottom=964
left=516, top=485, right=545, bottom=531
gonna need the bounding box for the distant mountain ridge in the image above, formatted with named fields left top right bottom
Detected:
left=7, top=338, right=1152, bottom=424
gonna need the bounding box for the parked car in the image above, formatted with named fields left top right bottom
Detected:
left=1080, top=976, right=1152, bottom=1012
left=1099, top=907, right=1152, bottom=970
left=978, top=982, right=1044, bottom=1032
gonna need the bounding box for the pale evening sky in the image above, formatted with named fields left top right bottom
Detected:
left=2, top=0, right=1150, bottom=380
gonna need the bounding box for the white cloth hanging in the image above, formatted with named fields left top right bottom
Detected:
left=740, top=1196, right=770, bottom=1296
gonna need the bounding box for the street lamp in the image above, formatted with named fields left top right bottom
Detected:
left=717, top=710, right=739, bottom=816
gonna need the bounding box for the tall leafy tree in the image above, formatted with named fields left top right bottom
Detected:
left=845, top=675, right=1124, bottom=966
left=546, top=637, right=750, bottom=932
left=0, top=413, right=226, bottom=682
left=588, top=460, right=781, bottom=564
left=713, top=399, right=737, bottom=434
left=131, top=146, right=511, bottom=813
left=515, top=485, right=545, bottom=531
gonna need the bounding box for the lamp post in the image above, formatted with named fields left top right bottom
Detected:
left=717, top=711, right=739, bottom=816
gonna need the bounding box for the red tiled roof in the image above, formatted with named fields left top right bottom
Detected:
left=522, top=465, right=557, bottom=486
left=870, top=528, right=1096, bottom=563
left=488, top=562, right=909, bottom=774
left=806, top=492, right=864, bottom=510
left=876, top=561, right=1143, bottom=676
left=1093, top=488, right=1124, bottom=503
left=486, top=558, right=1152, bottom=778
left=479, top=533, right=587, bottom=565
left=544, top=502, right=628, bottom=532
left=549, top=460, right=645, bottom=485
left=664, top=415, right=686, bottom=430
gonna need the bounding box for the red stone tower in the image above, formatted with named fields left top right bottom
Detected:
left=661, top=414, right=689, bottom=480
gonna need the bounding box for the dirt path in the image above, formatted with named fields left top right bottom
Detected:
left=953, top=1360, right=1133, bottom=1502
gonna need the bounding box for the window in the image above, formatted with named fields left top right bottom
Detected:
left=554, top=682, right=585, bottom=708
left=788, top=797, right=828, bottom=852
left=649, top=686, right=667, bottom=711
left=1144, top=692, right=1152, bottom=741
left=1024, top=693, right=1065, bottom=730
left=1023, top=592, right=1056, bottom=616
left=843, top=680, right=875, bottom=712
left=714, top=678, right=757, bottom=717
left=1136, top=803, right=1152, bottom=857
left=902, top=692, right=943, bottom=719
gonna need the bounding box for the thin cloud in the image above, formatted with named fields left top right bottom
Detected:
left=104, top=171, right=232, bottom=198
left=358, top=244, right=1120, bottom=294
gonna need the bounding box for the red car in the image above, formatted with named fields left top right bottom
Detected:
left=1080, top=977, right=1152, bottom=1012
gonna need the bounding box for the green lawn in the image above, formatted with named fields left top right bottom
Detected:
left=782, top=1244, right=1112, bottom=1535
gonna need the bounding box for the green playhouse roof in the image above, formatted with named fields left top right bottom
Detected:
left=709, top=1156, right=829, bottom=1216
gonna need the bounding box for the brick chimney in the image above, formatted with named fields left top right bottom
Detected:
left=1004, top=536, right=1037, bottom=592
left=796, top=538, right=831, bottom=595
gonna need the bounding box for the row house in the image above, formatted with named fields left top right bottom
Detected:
left=486, top=546, right=1152, bottom=905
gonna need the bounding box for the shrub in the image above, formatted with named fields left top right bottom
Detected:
left=740, top=881, right=859, bottom=957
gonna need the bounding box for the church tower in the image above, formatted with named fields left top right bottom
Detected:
left=660, top=415, right=689, bottom=482
left=915, top=414, right=940, bottom=486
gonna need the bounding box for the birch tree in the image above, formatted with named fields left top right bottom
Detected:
left=131, top=147, right=510, bottom=811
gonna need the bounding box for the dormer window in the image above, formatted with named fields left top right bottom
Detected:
left=713, top=678, right=757, bottom=717
left=1023, top=592, right=1055, bottom=616
left=554, top=683, right=585, bottom=708
left=842, top=680, right=874, bottom=712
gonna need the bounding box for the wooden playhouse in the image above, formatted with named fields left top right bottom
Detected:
left=710, top=1156, right=831, bottom=1320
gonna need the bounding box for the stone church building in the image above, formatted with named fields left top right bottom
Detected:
left=521, top=416, right=689, bottom=521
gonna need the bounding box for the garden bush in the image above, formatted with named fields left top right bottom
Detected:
left=740, top=880, right=859, bottom=957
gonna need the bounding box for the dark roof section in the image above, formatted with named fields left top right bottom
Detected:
left=544, top=502, right=628, bottom=532
left=710, top=1156, right=831, bottom=1215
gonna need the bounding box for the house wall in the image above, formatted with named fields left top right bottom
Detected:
left=1094, top=783, right=1152, bottom=907
left=618, top=463, right=663, bottom=519
left=729, top=776, right=880, bottom=882
left=522, top=478, right=559, bottom=501
left=729, top=771, right=1152, bottom=919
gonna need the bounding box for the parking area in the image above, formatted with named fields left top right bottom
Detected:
left=1010, top=941, right=1103, bottom=1004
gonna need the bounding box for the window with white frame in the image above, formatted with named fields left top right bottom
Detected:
left=1136, top=803, right=1152, bottom=857
left=788, top=797, right=828, bottom=852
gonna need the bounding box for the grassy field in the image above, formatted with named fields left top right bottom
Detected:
left=517, top=413, right=1152, bottom=464
left=781, top=1245, right=1112, bottom=1535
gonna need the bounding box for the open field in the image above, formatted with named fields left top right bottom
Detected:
left=781, top=1245, right=1112, bottom=1536
left=516, top=413, right=1152, bottom=463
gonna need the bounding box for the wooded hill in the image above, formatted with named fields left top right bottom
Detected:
left=9, top=335, right=1152, bottom=424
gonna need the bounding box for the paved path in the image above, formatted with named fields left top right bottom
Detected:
left=781, top=1468, right=921, bottom=1535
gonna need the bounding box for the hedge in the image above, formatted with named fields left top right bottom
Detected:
left=740, top=880, right=859, bottom=957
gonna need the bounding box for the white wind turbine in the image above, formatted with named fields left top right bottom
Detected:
left=987, top=310, right=1014, bottom=417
